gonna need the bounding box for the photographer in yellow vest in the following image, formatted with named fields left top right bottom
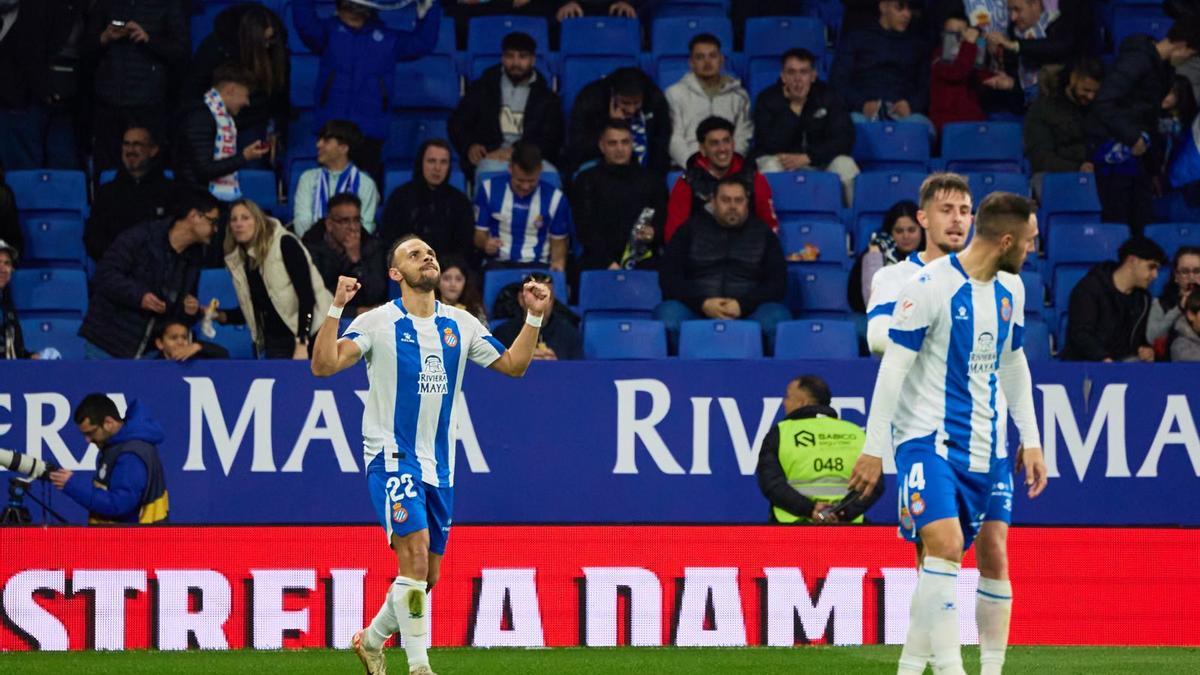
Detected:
left=756, top=375, right=879, bottom=523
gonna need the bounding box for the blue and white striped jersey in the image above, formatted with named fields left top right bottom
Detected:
left=887, top=254, right=1026, bottom=473
left=475, top=175, right=571, bottom=264
left=342, top=299, right=506, bottom=488
left=867, top=251, right=926, bottom=323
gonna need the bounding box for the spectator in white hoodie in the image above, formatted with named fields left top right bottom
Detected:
left=665, top=33, right=753, bottom=169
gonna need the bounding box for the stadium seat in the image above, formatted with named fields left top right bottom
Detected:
left=289, top=54, right=320, bottom=109
left=850, top=171, right=926, bottom=251
left=778, top=220, right=848, bottom=266
left=1112, top=5, right=1170, bottom=51
left=198, top=269, right=239, bottom=310
left=786, top=262, right=850, bottom=316
left=652, top=0, right=730, bottom=18
left=650, top=16, right=733, bottom=86
left=1019, top=270, right=1046, bottom=316
left=1052, top=264, right=1090, bottom=345
left=678, top=320, right=763, bottom=359
left=561, top=16, right=640, bottom=56
left=7, top=169, right=87, bottom=218
left=1145, top=223, right=1198, bottom=259
left=941, top=122, right=1025, bottom=173
left=745, top=17, right=825, bottom=59
left=209, top=323, right=256, bottom=359
left=10, top=268, right=88, bottom=315
left=1039, top=173, right=1102, bottom=230
left=766, top=171, right=842, bottom=223
left=1046, top=223, right=1129, bottom=269
left=19, top=316, right=85, bottom=359
left=852, top=123, right=930, bottom=173
left=560, top=56, right=638, bottom=117
left=747, top=59, right=782, bottom=101
left=483, top=268, right=568, bottom=316
left=384, top=117, right=449, bottom=164
left=583, top=318, right=668, bottom=359
left=774, top=319, right=859, bottom=359
left=467, top=16, right=551, bottom=80
left=666, top=170, right=682, bottom=191
left=577, top=270, right=662, bottom=317
left=392, top=56, right=460, bottom=112
left=1022, top=319, right=1052, bottom=361
left=238, top=170, right=279, bottom=214
left=966, top=172, right=1030, bottom=205
left=20, top=215, right=86, bottom=266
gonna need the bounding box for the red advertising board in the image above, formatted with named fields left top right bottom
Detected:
left=1, top=525, right=1196, bottom=651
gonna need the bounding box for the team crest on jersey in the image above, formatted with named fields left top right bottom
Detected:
left=418, top=355, right=449, bottom=394
left=899, top=507, right=914, bottom=530
left=1000, top=297, right=1013, bottom=322
left=443, top=327, right=458, bottom=348
left=392, top=502, right=408, bottom=524
left=910, top=492, right=926, bottom=516
left=533, top=215, right=544, bottom=229
left=897, top=297, right=916, bottom=321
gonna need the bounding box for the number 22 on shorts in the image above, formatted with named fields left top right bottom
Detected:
left=387, top=474, right=418, bottom=501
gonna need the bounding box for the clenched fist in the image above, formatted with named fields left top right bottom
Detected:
left=334, top=275, right=361, bottom=309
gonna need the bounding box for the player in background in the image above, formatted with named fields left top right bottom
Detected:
left=311, top=235, right=551, bottom=675
left=866, top=172, right=973, bottom=355
left=848, top=193, right=1048, bottom=675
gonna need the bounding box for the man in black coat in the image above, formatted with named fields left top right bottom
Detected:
left=1085, top=19, right=1200, bottom=232
left=86, top=125, right=175, bottom=262
left=379, top=139, right=476, bottom=266
left=301, top=193, right=387, bottom=317
left=79, top=190, right=221, bottom=359
left=981, top=0, right=1096, bottom=115
left=173, top=65, right=270, bottom=194
left=1023, top=58, right=1103, bottom=191
left=752, top=48, right=859, bottom=206
left=1063, top=237, right=1166, bottom=362
left=448, top=31, right=563, bottom=181
left=566, top=67, right=671, bottom=176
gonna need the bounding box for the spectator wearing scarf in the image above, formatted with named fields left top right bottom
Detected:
left=982, top=0, right=1093, bottom=110
left=174, top=66, right=270, bottom=200
left=292, top=120, right=379, bottom=237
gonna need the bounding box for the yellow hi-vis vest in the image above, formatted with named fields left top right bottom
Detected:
left=773, top=417, right=866, bottom=523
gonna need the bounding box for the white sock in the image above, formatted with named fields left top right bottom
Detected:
left=389, top=576, right=429, bottom=670
left=914, top=557, right=964, bottom=675
left=361, top=589, right=397, bottom=651
left=976, top=577, right=1013, bottom=675
left=898, top=571, right=932, bottom=674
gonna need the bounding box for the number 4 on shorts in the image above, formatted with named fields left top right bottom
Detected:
left=907, top=463, right=925, bottom=490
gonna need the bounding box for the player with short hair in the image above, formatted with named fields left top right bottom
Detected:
left=311, top=234, right=551, bottom=675
left=849, top=192, right=1049, bottom=675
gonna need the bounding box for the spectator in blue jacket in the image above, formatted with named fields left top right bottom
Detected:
left=49, top=395, right=169, bottom=524
left=292, top=0, right=442, bottom=185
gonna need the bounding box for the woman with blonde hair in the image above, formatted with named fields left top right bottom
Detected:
left=217, top=199, right=332, bottom=358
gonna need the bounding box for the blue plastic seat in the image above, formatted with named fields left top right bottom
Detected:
left=1039, top=172, right=1102, bottom=230
left=209, top=323, right=255, bottom=359
left=467, top=16, right=551, bottom=80
left=966, top=171, right=1030, bottom=205
left=1046, top=223, right=1129, bottom=270
left=393, top=55, right=460, bottom=111
left=583, top=318, right=667, bottom=359
left=1145, top=223, right=1199, bottom=258
left=19, top=316, right=85, bottom=359
left=778, top=220, right=848, bottom=265
left=384, top=117, right=450, bottom=164
left=774, top=319, right=859, bottom=359
left=483, top=268, right=568, bottom=316
left=1022, top=319, right=1052, bottom=361
left=747, top=59, right=782, bottom=101
left=942, top=122, right=1025, bottom=173
left=745, top=16, right=826, bottom=60
left=7, top=170, right=88, bottom=218
left=850, top=171, right=926, bottom=251
left=289, top=54, right=320, bottom=109
left=852, top=123, right=930, bottom=173
left=786, top=262, right=850, bottom=316
left=578, top=270, right=662, bottom=316
left=10, top=267, right=88, bottom=315
left=238, top=170, right=279, bottom=214
left=1019, top=270, right=1045, bottom=316
left=1052, top=264, right=1090, bottom=346
left=652, top=0, right=730, bottom=18
left=1112, top=5, right=1170, bottom=50
left=766, top=171, right=842, bottom=222
left=679, top=319, right=763, bottom=359
left=198, top=268, right=239, bottom=310
left=20, top=215, right=86, bottom=265
left=561, top=16, right=640, bottom=56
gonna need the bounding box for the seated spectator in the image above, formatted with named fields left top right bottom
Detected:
left=86, top=0, right=189, bottom=172
left=555, top=0, right=637, bottom=21
left=572, top=120, right=668, bottom=276
left=832, top=0, right=933, bottom=135
left=148, top=319, right=228, bottom=361
left=379, top=139, right=476, bottom=265
left=437, top=255, right=487, bottom=322
left=492, top=272, right=582, bottom=360
left=983, top=0, right=1095, bottom=108
left=0, top=169, right=20, bottom=253
left=1086, top=19, right=1200, bottom=233
left=666, top=33, right=753, bottom=168
left=1063, top=237, right=1167, bottom=362
left=1024, top=58, right=1102, bottom=198
left=752, top=48, right=860, bottom=206
left=655, top=178, right=790, bottom=354
left=188, top=2, right=289, bottom=168
left=665, top=116, right=778, bottom=242
left=0, top=239, right=31, bottom=359
left=1148, top=246, right=1200, bottom=347
left=929, top=14, right=995, bottom=133
left=848, top=200, right=922, bottom=313
left=567, top=67, right=671, bottom=175
left=293, top=0, right=440, bottom=184
left=87, top=126, right=176, bottom=262
left=174, top=65, right=270, bottom=202
left=292, top=120, right=379, bottom=237
left=1170, top=292, right=1200, bottom=361
left=79, top=190, right=221, bottom=359
left=474, top=141, right=571, bottom=271
left=301, top=193, right=387, bottom=317
left=217, top=198, right=332, bottom=359
left=449, top=32, right=563, bottom=184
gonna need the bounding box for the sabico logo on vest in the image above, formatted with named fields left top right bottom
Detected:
left=794, top=430, right=861, bottom=447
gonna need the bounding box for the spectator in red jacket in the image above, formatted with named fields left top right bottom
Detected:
left=664, top=116, right=777, bottom=242
left=930, top=13, right=999, bottom=132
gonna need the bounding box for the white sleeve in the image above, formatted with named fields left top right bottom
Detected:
left=293, top=171, right=315, bottom=237
left=466, top=316, right=505, bottom=367
left=340, top=311, right=375, bottom=357
left=998, top=348, right=1042, bottom=449
left=360, top=177, right=379, bottom=234
left=667, top=86, right=691, bottom=168
left=865, top=264, right=898, bottom=355
left=862, top=344, right=919, bottom=458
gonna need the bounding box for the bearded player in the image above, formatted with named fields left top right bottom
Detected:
left=311, top=235, right=550, bottom=674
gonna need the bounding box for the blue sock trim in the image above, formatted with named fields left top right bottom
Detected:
left=921, top=567, right=957, bottom=578
left=976, top=589, right=1013, bottom=600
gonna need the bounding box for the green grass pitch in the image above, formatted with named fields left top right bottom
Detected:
left=2, top=646, right=1199, bottom=674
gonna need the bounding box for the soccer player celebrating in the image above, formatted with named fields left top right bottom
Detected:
left=311, top=235, right=550, bottom=675
left=849, top=193, right=1048, bottom=675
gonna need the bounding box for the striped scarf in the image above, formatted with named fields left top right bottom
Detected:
left=312, top=164, right=361, bottom=222
left=204, top=88, right=241, bottom=202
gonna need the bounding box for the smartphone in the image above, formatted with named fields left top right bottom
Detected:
left=110, top=20, right=127, bottom=27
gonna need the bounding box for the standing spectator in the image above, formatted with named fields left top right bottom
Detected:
left=1086, top=20, right=1200, bottom=233
left=666, top=33, right=753, bottom=168
left=929, top=14, right=993, bottom=133
left=1170, top=292, right=1200, bottom=361
left=449, top=32, right=563, bottom=184
left=665, top=116, right=778, bottom=242
left=437, top=255, right=487, bottom=322
left=188, top=2, right=289, bottom=167
left=148, top=319, right=228, bottom=361
left=1024, top=58, right=1102, bottom=197
left=473, top=141, right=571, bottom=271
left=1062, top=236, right=1167, bottom=362
left=174, top=65, right=270, bottom=201
left=301, top=192, right=387, bottom=316
left=79, top=190, right=221, bottom=359
left=218, top=198, right=332, bottom=359
left=0, top=238, right=31, bottom=359
left=983, top=0, right=1095, bottom=107
left=566, top=67, right=671, bottom=175
left=554, top=0, right=637, bottom=22
left=85, top=0, right=189, bottom=172
left=86, top=126, right=175, bottom=262
left=571, top=120, right=667, bottom=275
left=293, top=0, right=441, bottom=185
left=848, top=200, right=922, bottom=313
left=1148, top=245, right=1200, bottom=346
left=379, top=139, right=476, bottom=264
left=752, top=48, right=859, bottom=206
left=832, top=0, right=933, bottom=136
left=655, top=178, right=790, bottom=354
left=0, top=169, right=20, bottom=253
left=492, top=272, right=582, bottom=360
left=292, top=120, right=379, bottom=237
